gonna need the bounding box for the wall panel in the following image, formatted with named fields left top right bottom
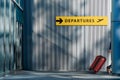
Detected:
left=0, top=0, right=24, bottom=75
left=24, top=0, right=111, bottom=71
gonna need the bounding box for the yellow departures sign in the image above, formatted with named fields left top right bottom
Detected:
left=56, top=16, right=108, bottom=26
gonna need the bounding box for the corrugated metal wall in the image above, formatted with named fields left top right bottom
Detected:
left=0, top=0, right=24, bottom=74
left=24, top=0, right=111, bottom=71
left=0, top=0, right=15, bottom=74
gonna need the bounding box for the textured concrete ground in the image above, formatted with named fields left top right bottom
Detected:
left=0, top=71, right=120, bottom=80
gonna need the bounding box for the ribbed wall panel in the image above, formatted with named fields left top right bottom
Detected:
left=0, top=0, right=24, bottom=74
left=30, top=0, right=111, bottom=71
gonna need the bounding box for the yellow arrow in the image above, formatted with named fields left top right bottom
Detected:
left=56, top=16, right=108, bottom=26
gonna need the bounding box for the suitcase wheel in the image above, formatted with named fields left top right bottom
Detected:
left=89, top=68, right=92, bottom=70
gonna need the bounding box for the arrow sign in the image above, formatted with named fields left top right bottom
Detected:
left=97, top=19, right=104, bottom=22
left=56, top=16, right=108, bottom=26
left=56, top=18, right=63, bottom=24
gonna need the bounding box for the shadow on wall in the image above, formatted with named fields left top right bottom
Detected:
left=32, top=0, right=87, bottom=71
left=30, top=0, right=85, bottom=71
left=24, top=0, right=111, bottom=71
left=75, top=30, right=111, bottom=71
left=0, top=0, right=15, bottom=72
left=23, top=0, right=34, bottom=70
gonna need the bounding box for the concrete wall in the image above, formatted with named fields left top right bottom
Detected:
left=23, top=0, right=111, bottom=71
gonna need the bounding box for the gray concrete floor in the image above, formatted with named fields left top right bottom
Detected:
left=0, top=71, right=120, bottom=80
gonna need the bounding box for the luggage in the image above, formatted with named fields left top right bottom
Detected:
left=89, top=55, right=106, bottom=73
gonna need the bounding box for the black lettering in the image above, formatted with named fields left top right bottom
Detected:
left=65, top=18, right=95, bottom=23
left=65, top=19, right=70, bottom=23
left=71, top=19, right=74, bottom=22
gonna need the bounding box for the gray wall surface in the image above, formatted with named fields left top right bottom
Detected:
left=0, top=0, right=23, bottom=74
left=23, top=0, right=111, bottom=71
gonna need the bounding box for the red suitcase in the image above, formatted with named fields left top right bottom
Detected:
left=89, top=55, right=106, bottom=73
